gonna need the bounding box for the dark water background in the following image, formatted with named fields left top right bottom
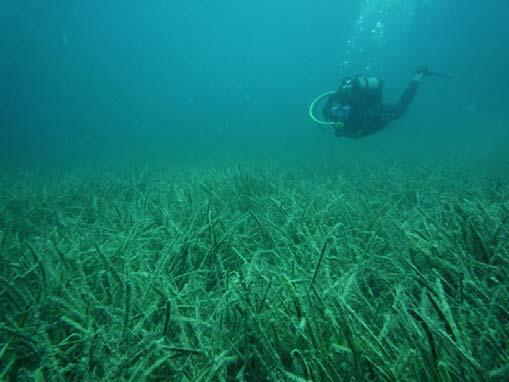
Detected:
left=1, top=0, right=508, bottom=169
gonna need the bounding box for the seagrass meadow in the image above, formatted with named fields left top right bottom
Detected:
left=0, top=161, right=508, bottom=381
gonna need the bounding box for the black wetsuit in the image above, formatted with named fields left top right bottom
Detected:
left=323, top=76, right=420, bottom=138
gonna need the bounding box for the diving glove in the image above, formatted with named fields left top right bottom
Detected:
left=414, top=66, right=431, bottom=77
left=413, top=66, right=431, bottom=81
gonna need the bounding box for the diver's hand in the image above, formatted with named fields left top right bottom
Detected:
left=413, top=66, right=430, bottom=81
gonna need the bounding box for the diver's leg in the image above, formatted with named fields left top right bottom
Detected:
left=380, top=80, right=420, bottom=122
left=397, top=80, right=420, bottom=115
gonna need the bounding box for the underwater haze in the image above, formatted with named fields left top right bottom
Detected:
left=1, top=1, right=509, bottom=381
left=0, top=0, right=508, bottom=167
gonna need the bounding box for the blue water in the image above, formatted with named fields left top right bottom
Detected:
left=1, top=0, right=507, bottom=169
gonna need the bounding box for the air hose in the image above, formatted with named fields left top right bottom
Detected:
left=309, top=91, right=344, bottom=131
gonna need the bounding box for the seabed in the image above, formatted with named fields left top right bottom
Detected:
left=0, top=162, right=508, bottom=381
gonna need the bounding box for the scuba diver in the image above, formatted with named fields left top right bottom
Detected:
left=312, top=66, right=450, bottom=138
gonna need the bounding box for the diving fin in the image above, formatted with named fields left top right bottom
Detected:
left=428, top=70, right=453, bottom=79
left=415, top=66, right=453, bottom=79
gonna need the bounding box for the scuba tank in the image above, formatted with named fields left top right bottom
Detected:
left=340, top=75, right=383, bottom=94
left=338, top=74, right=383, bottom=107
left=357, top=75, right=383, bottom=93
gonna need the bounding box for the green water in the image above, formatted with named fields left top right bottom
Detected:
left=1, top=1, right=508, bottom=380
